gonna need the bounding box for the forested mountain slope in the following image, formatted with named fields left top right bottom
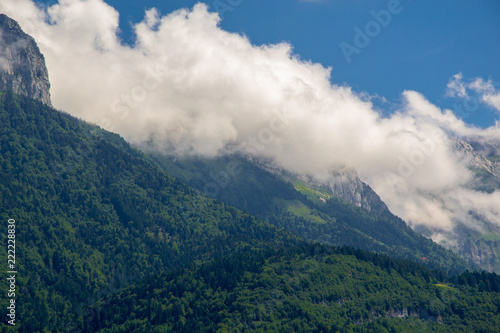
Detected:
left=0, top=92, right=495, bottom=333
left=0, top=92, right=301, bottom=332
left=82, top=244, right=500, bottom=333
left=149, top=154, right=474, bottom=274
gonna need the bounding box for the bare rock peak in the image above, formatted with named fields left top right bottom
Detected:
left=0, top=13, right=52, bottom=106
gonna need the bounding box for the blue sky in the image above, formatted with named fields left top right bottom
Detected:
left=35, top=0, right=500, bottom=127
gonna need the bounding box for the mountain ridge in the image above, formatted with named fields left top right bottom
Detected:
left=148, top=152, right=474, bottom=274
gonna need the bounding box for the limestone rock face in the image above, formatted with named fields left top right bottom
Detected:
left=0, top=14, right=52, bottom=106
left=461, top=238, right=500, bottom=273
left=326, top=167, right=388, bottom=213
left=454, top=138, right=499, bottom=176
left=253, top=157, right=388, bottom=214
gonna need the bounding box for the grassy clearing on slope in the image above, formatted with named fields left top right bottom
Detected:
left=293, top=182, right=332, bottom=205
left=434, top=283, right=456, bottom=291
left=273, top=198, right=328, bottom=224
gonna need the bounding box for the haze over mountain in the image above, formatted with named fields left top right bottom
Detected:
left=1, top=1, right=500, bottom=271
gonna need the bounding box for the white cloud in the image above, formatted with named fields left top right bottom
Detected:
left=2, top=0, right=500, bottom=236
left=469, top=78, right=500, bottom=112
left=446, top=72, right=468, bottom=98
left=446, top=72, right=500, bottom=113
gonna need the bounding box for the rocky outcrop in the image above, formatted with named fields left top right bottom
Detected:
left=443, top=138, right=500, bottom=272
left=326, top=167, right=388, bottom=214
left=454, top=139, right=499, bottom=176
left=353, top=307, right=442, bottom=326
left=460, top=238, right=500, bottom=273
left=291, top=166, right=389, bottom=213
left=252, top=157, right=388, bottom=214
left=0, top=14, right=51, bottom=106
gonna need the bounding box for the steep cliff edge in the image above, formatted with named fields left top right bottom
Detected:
left=0, top=14, right=51, bottom=106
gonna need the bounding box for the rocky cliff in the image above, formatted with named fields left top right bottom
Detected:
left=461, top=237, right=500, bottom=273
left=442, top=137, right=500, bottom=272
left=454, top=138, right=499, bottom=176
left=0, top=14, right=51, bottom=106
left=326, top=166, right=389, bottom=214
left=253, top=157, right=389, bottom=214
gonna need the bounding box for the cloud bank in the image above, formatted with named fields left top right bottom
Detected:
left=1, top=0, right=500, bottom=238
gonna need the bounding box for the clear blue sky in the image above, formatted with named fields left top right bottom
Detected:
left=36, top=0, right=500, bottom=127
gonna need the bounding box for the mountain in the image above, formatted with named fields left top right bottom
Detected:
left=0, top=14, right=51, bottom=106
left=455, top=138, right=500, bottom=189
left=0, top=93, right=497, bottom=331
left=0, top=92, right=301, bottom=332
left=148, top=153, right=473, bottom=274
left=147, top=135, right=500, bottom=274
left=419, top=138, right=500, bottom=273
left=253, top=158, right=389, bottom=214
